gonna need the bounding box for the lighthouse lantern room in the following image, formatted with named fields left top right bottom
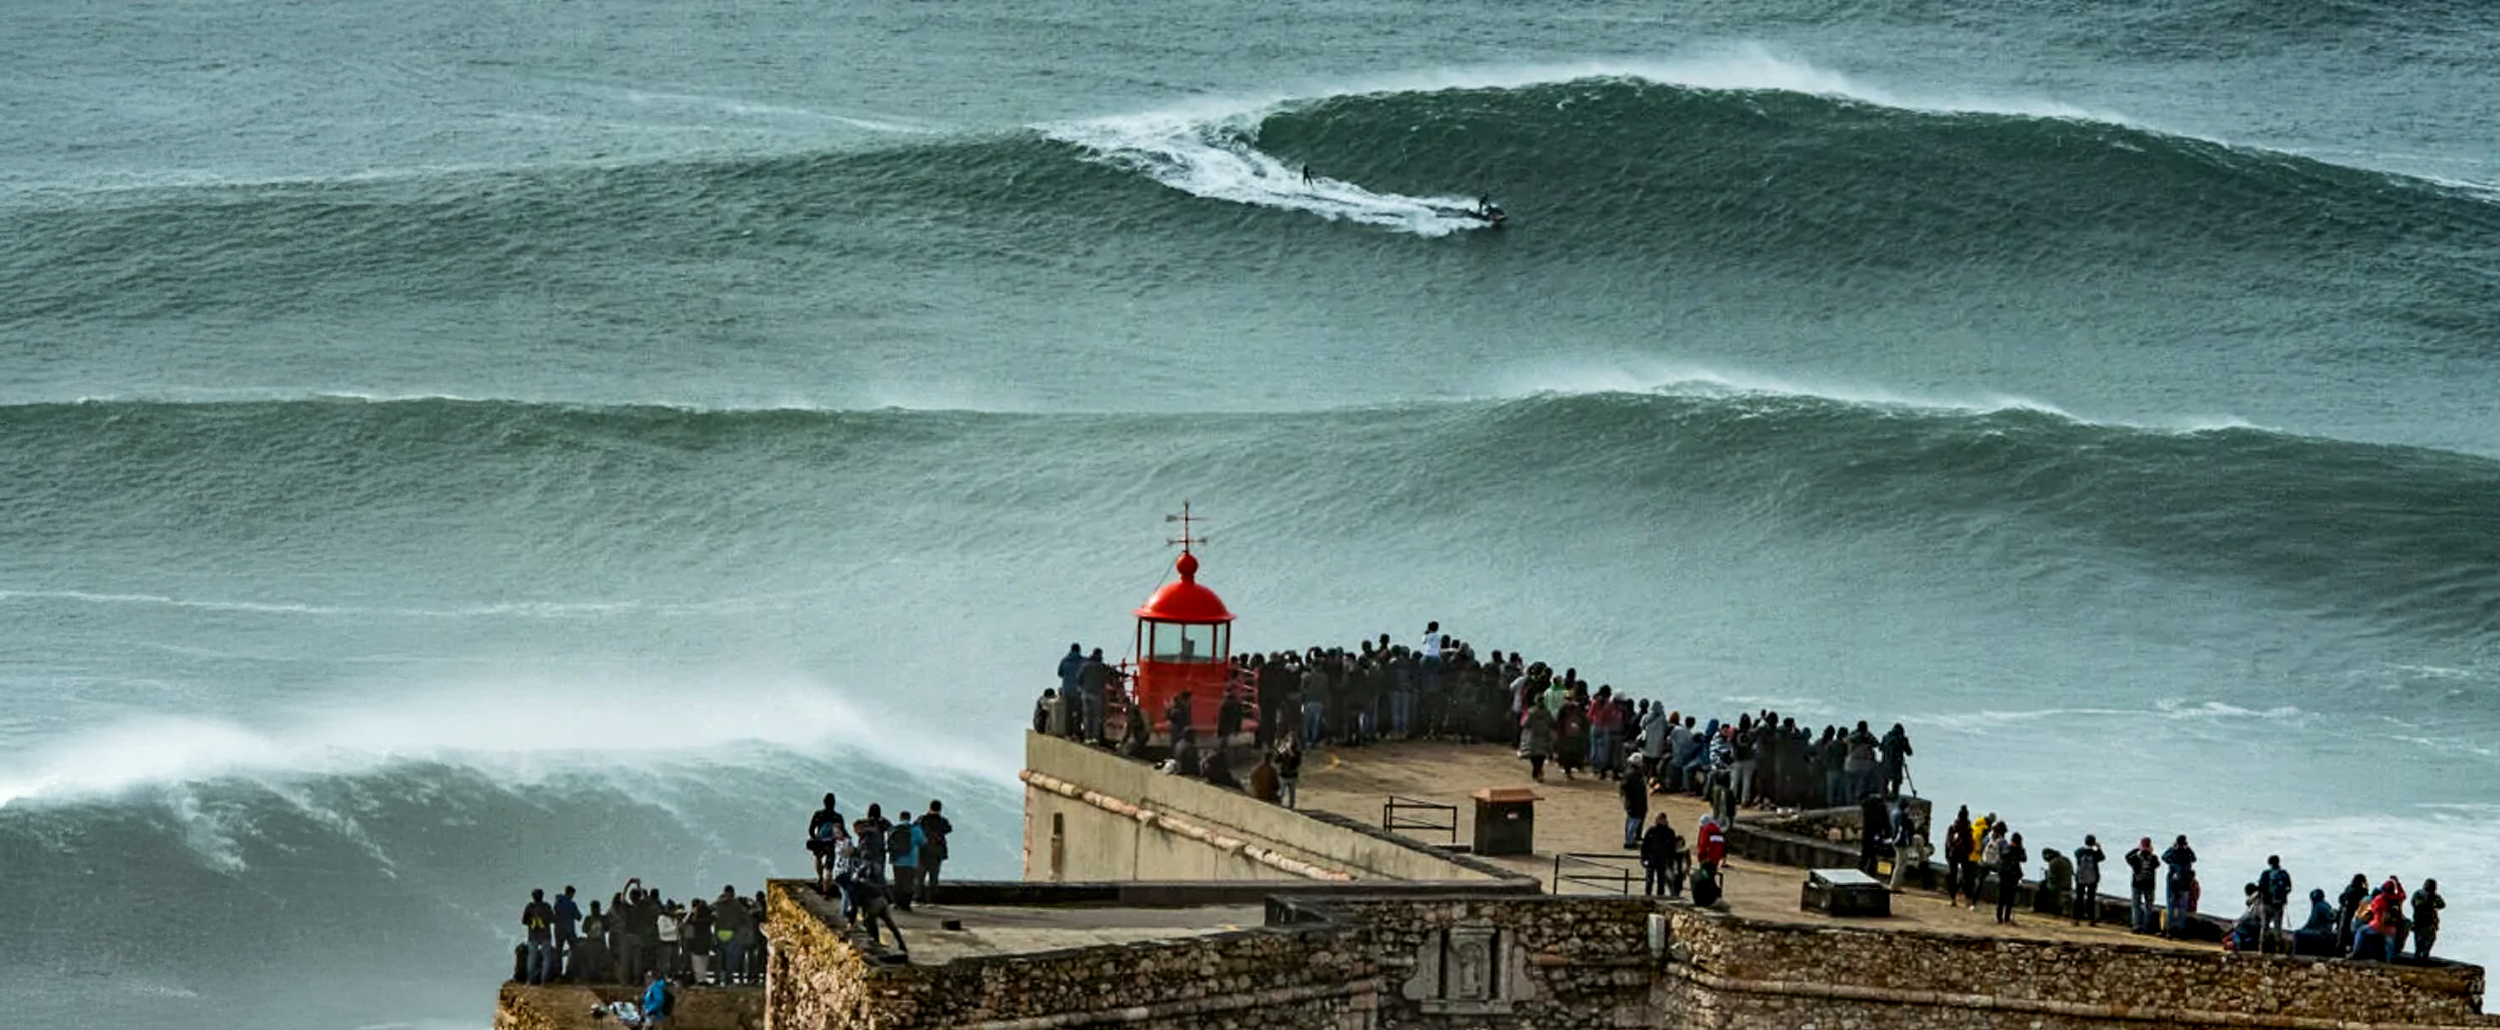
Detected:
left=1131, top=504, right=1234, bottom=742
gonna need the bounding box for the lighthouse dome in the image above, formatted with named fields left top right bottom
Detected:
left=1134, top=550, right=1235, bottom=623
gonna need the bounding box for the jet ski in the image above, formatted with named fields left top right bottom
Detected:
left=1451, top=197, right=1507, bottom=227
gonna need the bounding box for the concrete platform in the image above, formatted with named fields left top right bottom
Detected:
left=779, top=884, right=1264, bottom=966
left=1294, top=740, right=2207, bottom=953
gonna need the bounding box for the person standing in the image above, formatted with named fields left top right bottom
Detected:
left=2257, top=856, right=2293, bottom=954
left=1843, top=721, right=1881, bottom=801
left=1640, top=814, right=1684, bottom=897
left=1857, top=793, right=1892, bottom=877
left=917, top=802, right=953, bottom=902
left=1300, top=661, right=1328, bottom=748
left=1521, top=703, right=1554, bottom=781
left=520, top=889, right=557, bottom=985
left=683, top=900, right=716, bottom=986
left=1619, top=755, right=1649, bottom=849
left=576, top=901, right=609, bottom=984
left=1590, top=686, right=1623, bottom=780
left=1964, top=813, right=1994, bottom=908
left=1057, top=642, right=1085, bottom=728
left=807, top=792, right=847, bottom=892
left=1880, top=723, right=1913, bottom=797
left=1993, top=831, right=2029, bottom=924
left=888, top=811, right=923, bottom=911
left=1276, top=738, right=1303, bottom=809
left=552, top=886, right=583, bottom=981
left=1078, top=648, right=1114, bottom=744
left=714, top=886, right=754, bottom=985
left=2072, top=835, right=2105, bottom=925
left=2125, top=840, right=2162, bottom=934
left=2335, top=873, right=2369, bottom=949
left=2162, top=835, right=2199, bottom=939
left=1730, top=718, right=1759, bottom=808
left=1887, top=802, right=1926, bottom=891
left=1943, top=808, right=1973, bottom=907
left=613, top=881, right=647, bottom=985
left=2413, top=879, right=2445, bottom=960
left=1418, top=621, right=1444, bottom=701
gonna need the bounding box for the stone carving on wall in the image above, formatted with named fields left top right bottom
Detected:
left=1402, top=921, right=1535, bottom=1015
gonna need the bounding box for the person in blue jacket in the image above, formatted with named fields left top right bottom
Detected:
left=640, top=968, right=673, bottom=1027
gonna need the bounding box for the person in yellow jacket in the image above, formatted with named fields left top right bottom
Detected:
left=1965, top=813, right=1995, bottom=909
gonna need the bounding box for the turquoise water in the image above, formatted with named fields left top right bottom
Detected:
left=3, top=1, right=2496, bottom=1026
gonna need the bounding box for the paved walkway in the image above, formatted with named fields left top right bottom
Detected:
left=782, top=882, right=1263, bottom=966
left=1296, top=740, right=2205, bottom=952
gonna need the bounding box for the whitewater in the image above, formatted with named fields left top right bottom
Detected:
left=4, top=0, right=2498, bottom=1027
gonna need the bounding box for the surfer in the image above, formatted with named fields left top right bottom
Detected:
left=1302, top=164, right=1314, bottom=183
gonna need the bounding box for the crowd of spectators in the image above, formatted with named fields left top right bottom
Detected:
left=514, top=880, right=770, bottom=990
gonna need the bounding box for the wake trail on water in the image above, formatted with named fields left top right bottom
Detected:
left=1046, top=110, right=1494, bottom=236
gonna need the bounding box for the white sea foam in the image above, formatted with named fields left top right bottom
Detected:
left=1305, top=45, right=2132, bottom=125
left=1916, top=700, right=2307, bottom=734
left=0, top=672, right=1014, bottom=808
left=1045, top=112, right=1490, bottom=237
left=1492, top=360, right=2080, bottom=419
left=1482, top=358, right=2305, bottom=440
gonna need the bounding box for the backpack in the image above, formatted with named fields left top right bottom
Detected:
left=886, top=823, right=914, bottom=861
left=2261, top=868, right=2291, bottom=905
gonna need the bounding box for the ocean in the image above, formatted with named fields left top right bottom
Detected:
left=2, top=0, right=2495, bottom=1026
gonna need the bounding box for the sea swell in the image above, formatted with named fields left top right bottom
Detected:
left=7, top=60, right=2495, bottom=329
left=4, top=390, right=2495, bottom=645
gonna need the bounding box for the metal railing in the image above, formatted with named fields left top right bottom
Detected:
left=1550, top=852, right=1641, bottom=895
left=1382, top=795, right=1459, bottom=845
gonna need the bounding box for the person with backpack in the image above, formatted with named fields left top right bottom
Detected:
left=2257, top=856, right=2294, bottom=954
left=1992, top=830, right=2029, bottom=924
left=806, top=793, right=846, bottom=893
left=2071, top=835, right=2105, bottom=925
left=887, top=811, right=924, bottom=911
left=639, top=968, right=674, bottom=1028
left=519, top=888, right=556, bottom=985
left=916, top=802, right=953, bottom=903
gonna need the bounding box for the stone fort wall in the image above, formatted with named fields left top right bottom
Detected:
left=747, top=736, right=2490, bottom=1030
left=762, top=886, right=2491, bottom=1030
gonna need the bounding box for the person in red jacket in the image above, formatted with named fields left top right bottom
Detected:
left=1697, top=815, right=1729, bottom=869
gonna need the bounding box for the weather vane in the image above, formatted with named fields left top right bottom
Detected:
left=1163, top=500, right=1211, bottom=552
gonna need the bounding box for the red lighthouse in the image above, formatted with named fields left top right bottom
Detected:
left=1130, top=505, right=1235, bottom=744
